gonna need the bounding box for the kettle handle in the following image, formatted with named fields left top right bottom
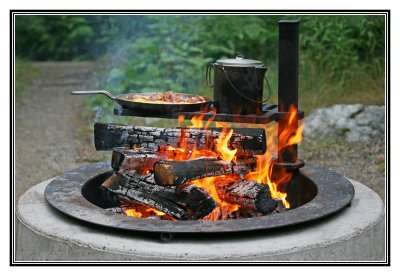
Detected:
left=205, top=63, right=215, bottom=88
left=219, top=65, right=272, bottom=104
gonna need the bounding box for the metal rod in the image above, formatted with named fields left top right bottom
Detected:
left=278, top=20, right=300, bottom=164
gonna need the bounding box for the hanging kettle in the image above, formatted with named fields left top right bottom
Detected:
left=206, top=56, right=270, bottom=115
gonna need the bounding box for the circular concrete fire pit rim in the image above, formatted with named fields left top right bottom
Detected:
left=44, top=161, right=355, bottom=233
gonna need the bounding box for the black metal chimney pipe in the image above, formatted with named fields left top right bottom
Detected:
left=278, top=20, right=299, bottom=164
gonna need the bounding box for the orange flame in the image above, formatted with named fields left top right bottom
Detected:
left=177, top=113, right=240, bottom=220
left=244, top=105, right=303, bottom=208
left=215, top=129, right=237, bottom=162
left=245, top=153, right=292, bottom=208
left=190, top=175, right=240, bottom=221
left=278, top=105, right=303, bottom=149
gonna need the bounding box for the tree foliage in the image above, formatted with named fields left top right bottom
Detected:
left=15, top=15, right=385, bottom=96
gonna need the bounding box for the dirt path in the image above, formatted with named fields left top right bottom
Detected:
left=300, top=136, right=385, bottom=200
left=15, top=62, right=105, bottom=199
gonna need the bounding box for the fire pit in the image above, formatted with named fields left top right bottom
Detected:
left=44, top=161, right=354, bottom=235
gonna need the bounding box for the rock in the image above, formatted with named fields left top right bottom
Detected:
left=303, top=104, right=385, bottom=142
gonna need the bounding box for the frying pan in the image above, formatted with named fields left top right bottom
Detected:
left=71, top=90, right=213, bottom=113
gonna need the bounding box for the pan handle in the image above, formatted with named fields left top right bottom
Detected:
left=71, top=90, right=116, bottom=100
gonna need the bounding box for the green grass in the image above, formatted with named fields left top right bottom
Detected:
left=262, top=60, right=384, bottom=116
left=298, top=60, right=385, bottom=115
left=15, top=59, right=38, bottom=101
left=375, top=155, right=385, bottom=174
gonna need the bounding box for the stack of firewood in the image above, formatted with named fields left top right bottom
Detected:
left=96, top=123, right=281, bottom=220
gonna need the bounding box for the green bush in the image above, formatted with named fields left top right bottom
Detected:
left=16, top=16, right=95, bottom=60
left=15, top=15, right=150, bottom=61
left=299, top=15, right=385, bottom=83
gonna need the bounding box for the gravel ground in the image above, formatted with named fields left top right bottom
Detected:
left=300, top=135, right=386, bottom=201
left=14, top=62, right=386, bottom=203
left=14, top=61, right=106, bottom=200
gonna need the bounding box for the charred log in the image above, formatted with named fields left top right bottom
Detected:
left=102, top=170, right=217, bottom=220
left=153, top=157, right=257, bottom=186
left=216, top=179, right=278, bottom=214
left=94, top=123, right=266, bottom=156
left=111, top=147, right=165, bottom=172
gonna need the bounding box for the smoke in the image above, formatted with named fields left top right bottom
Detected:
left=91, top=15, right=209, bottom=94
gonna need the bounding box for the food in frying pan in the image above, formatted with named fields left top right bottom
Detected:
left=130, top=91, right=207, bottom=104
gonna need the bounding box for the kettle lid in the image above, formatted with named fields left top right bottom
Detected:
left=216, top=55, right=264, bottom=67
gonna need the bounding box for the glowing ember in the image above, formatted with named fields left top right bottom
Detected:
left=124, top=206, right=167, bottom=219
left=124, top=208, right=143, bottom=218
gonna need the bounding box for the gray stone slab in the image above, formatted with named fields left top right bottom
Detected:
left=304, top=104, right=385, bottom=142
left=15, top=178, right=385, bottom=262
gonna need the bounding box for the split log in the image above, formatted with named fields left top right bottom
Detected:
left=153, top=157, right=257, bottom=186
left=94, top=122, right=266, bottom=156
left=111, top=147, right=165, bottom=172
left=216, top=179, right=278, bottom=214
left=103, top=170, right=217, bottom=220
left=101, top=174, right=121, bottom=188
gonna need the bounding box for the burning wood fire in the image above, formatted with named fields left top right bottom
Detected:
left=246, top=105, right=304, bottom=208
left=99, top=105, right=303, bottom=221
